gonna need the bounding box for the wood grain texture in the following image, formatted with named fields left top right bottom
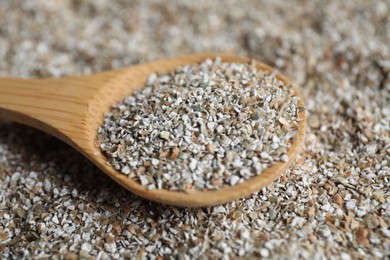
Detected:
left=0, top=53, right=306, bottom=207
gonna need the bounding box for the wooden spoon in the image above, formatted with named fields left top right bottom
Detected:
left=0, top=53, right=306, bottom=207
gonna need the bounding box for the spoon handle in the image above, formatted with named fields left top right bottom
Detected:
left=0, top=76, right=98, bottom=144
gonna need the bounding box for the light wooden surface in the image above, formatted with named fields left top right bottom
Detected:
left=0, top=53, right=306, bottom=207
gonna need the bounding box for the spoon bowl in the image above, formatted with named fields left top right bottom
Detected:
left=0, top=53, right=306, bottom=207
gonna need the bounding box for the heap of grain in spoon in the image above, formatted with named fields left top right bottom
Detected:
left=98, top=58, right=302, bottom=192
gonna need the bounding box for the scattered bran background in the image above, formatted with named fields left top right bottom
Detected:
left=0, top=0, right=389, bottom=259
